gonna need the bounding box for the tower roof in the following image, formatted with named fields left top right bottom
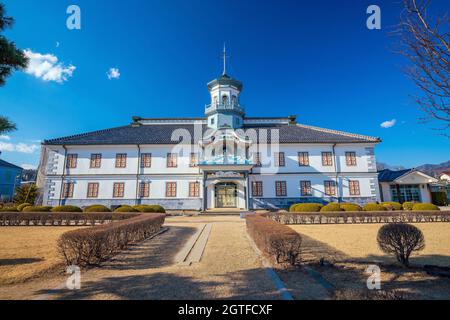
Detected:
left=208, top=45, right=243, bottom=91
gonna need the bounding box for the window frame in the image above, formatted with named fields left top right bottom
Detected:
left=167, top=153, right=178, bottom=168
left=322, top=152, right=333, bottom=167
left=345, top=152, right=357, bottom=167
left=139, top=182, right=150, bottom=198
left=189, top=182, right=200, bottom=197
left=274, top=152, right=286, bottom=167
left=87, top=182, right=99, bottom=198
left=252, top=181, right=263, bottom=197
left=62, top=182, right=74, bottom=198
left=275, top=181, right=287, bottom=197
left=349, top=180, right=360, bottom=196
left=115, top=153, right=127, bottom=168
left=298, top=152, right=310, bottom=166
left=140, top=153, right=152, bottom=168
left=166, top=182, right=177, bottom=198
left=324, top=180, right=337, bottom=196
left=300, top=180, right=312, bottom=196
left=90, top=153, right=102, bottom=169
left=66, top=154, right=78, bottom=169
left=113, top=182, right=125, bottom=198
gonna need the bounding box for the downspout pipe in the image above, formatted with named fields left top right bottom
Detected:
left=59, top=145, right=68, bottom=206
left=332, top=143, right=340, bottom=202
left=135, top=144, right=141, bottom=206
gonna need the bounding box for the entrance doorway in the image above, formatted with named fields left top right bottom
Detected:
left=215, top=183, right=237, bottom=208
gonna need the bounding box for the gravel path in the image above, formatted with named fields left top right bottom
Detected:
left=0, top=216, right=282, bottom=300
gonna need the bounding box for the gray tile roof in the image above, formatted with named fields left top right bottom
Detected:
left=0, top=159, right=23, bottom=170
left=43, top=122, right=381, bottom=146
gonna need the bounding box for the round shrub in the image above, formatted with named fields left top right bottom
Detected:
left=51, top=205, right=82, bottom=212
left=17, top=203, right=32, bottom=212
left=289, top=203, right=323, bottom=213
left=381, top=202, right=402, bottom=211
left=84, top=205, right=111, bottom=213
left=22, top=206, right=53, bottom=212
left=377, top=223, right=425, bottom=267
left=402, top=202, right=417, bottom=211
left=114, top=205, right=139, bottom=213
left=364, top=203, right=386, bottom=211
left=412, top=203, right=439, bottom=211
left=340, top=203, right=362, bottom=212
left=320, top=203, right=343, bottom=212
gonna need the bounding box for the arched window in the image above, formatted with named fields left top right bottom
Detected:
left=222, top=95, right=228, bottom=105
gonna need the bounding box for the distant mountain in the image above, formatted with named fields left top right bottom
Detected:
left=377, top=161, right=450, bottom=178
left=416, top=161, right=450, bottom=178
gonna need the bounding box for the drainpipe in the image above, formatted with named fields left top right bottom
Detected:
left=332, top=143, right=340, bottom=202
left=135, top=144, right=141, bottom=205
left=58, top=145, right=68, bottom=206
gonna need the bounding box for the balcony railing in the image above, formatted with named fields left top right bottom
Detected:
left=205, top=102, right=245, bottom=114
left=198, top=155, right=253, bottom=166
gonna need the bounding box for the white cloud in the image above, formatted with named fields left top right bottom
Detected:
left=107, top=68, right=120, bottom=80
left=380, top=119, right=397, bottom=129
left=0, top=142, right=39, bottom=154
left=23, top=49, right=76, bottom=83
left=21, top=164, right=38, bottom=170
left=0, top=135, right=11, bottom=140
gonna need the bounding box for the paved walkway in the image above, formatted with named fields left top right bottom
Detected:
left=0, top=216, right=283, bottom=300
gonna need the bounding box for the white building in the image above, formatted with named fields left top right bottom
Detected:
left=37, top=55, right=382, bottom=211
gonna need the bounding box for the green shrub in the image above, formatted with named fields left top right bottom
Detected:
left=412, top=203, right=440, bottom=211
left=0, top=207, right=18, bottom=212
left=133, top=205, right=166, bottom=213
left=289, top=203, right=323, bottom=213
left=17, top=203, right=32, bottom=212
left=381, top=202, right=402, bottom=211
left=402, top=202, right=417, bottom=211
left=364, top=203, right=386, bottom=211
left=340, top=203, right=362, bottom=212
left=431, top=192, right=448, bottom=206
left=84, top=205, right=111, bottom=213
left=22, top=206, right=53, bottom=212
left=51, top=205, right=82, bottom=212
left=114, top=205, right=139, bottom=213
left=320, top=203, right=343, bottom=212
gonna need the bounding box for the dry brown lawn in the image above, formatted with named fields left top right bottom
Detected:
left=291, top=223, right=450, bottom=267
left=0, top=227, right=84, bottom=285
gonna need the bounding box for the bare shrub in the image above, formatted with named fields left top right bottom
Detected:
left=377, top=223, right=425, bottom=267
left=246, top=215, right=302, bottom=266
left=332, top=289, right=413, bottom=300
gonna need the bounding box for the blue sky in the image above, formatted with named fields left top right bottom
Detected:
left=0, top=0, right=449, bottom=169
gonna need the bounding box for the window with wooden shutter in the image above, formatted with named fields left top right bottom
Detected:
left=349, top=180, right=360, bottom=195
left=252, top=181, right=263, bottom=197
left=66, top=154, right=78, bottom=169
left=189, top=182, right=200, bottom=197
left=345, top=152, right=357, bottom=166
left=87, top=183, right=99, bottom=198
left=167, top=153, right=178, bottom=168
left=324, top=181, right=336, bottom=196
left=322, top=152, right=333, bottom=166
left=274, top=152, right=285, bottom=167
left=141, top=153, right=152, bottom=168
left=113, top=182, right=125, bottom=198
left=300, top=181, right=312, bottom=196
left=139, top=182, right=150, bottom=198
left=62, top=182, right=74, bottom=198
left=298, top=152, right=310, bottom=166
left=115, top=154, right=127, bottom=168
left=90, top=154, right=102, bottom=168
left=275, top=181, right=287, bottom=197
left=166, top=182, right=177, bottom=197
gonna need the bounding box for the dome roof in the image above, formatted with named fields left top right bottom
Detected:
left=207, top=73, right=243, bottom=91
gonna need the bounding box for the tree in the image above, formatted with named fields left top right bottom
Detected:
left=377, top=223, right=425, bottom=267
left=0, top=115, right=16, bottom=134
left=14, top=184, right=39, bottom=205
left=0, top=2, right=28, bottom=86
left=398, top=0, right=450, bottom=135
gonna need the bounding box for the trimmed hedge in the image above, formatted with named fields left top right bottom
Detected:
left=114, top=205, right=139, bottom=213
left=17, top=203, right=32, bottom=212
left=431, top=192, right=448, bottom=206
left=289, top=203, right=323, bottom=213
left=265, top=211, right=450, bottom=225
left=0, top=207, right=18, bottom=212
left=58, top=213, right=165, bottom=267
left=133, top=205, right=166, bottom=213
left=51, top=205, right=82, bottom=213
left=364, top=203, right=386, bottom=212
left=0, top=212, right=139, bottom=226
left=84, top=205, right=111, bottom=213
left=246, top=214, right=301, bottom=265
left=340, top=203, right=362, bottom=212
left=412, top=203, right=440, bottom=211
left=22, top=206, right=52, bottom=212
left=381, top=202, right=402, bottom=211
left=321, top=203, right=343, bottom=212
